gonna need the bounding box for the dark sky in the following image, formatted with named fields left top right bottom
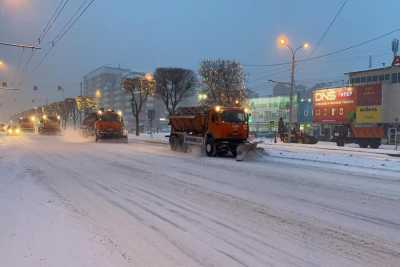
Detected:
left=0, top=0, right=398, bottom=120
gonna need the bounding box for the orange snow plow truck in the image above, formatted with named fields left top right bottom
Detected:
left=94, top=109, right=128, bottom=143
left=169, top=106, right=261, bottom=160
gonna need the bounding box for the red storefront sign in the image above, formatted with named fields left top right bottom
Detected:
left=355, top=84, right=382, bottom=106
left=313, top=87, right=356, bottom=124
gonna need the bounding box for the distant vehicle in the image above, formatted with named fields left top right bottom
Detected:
left=169, top=105, right=257, bottom=159
left=332, top=124, right=384, bottom=148
left=0, top=123, right=7, bottom=133
left=38, top=114, right=62, bottom=135
left=84, top=109, right=128, bottom=143
left=18, top=116, right=36, bottom=133
left=6, top=125, right=22, bottom=136
left=280, top=130, right=319, bottom=144
left=80, top=112, right=98, bottom=138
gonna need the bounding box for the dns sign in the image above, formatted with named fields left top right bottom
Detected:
left=314, top=87, right=353, bottom=103
left=314, top=90, right=337, bottom=102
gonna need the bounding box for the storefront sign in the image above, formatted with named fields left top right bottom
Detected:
left=356, top=105, right=382, bottom=124
left=313, top=87, right=356, bottom=123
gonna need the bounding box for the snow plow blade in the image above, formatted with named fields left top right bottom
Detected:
left=236, top=141, right=265, bottom=161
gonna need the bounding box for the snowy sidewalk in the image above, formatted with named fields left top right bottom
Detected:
left=128, top=133, right=400, bottom=175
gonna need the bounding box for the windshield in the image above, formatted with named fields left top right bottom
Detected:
left=222, top=111, right=246, bottom=123
left=101, top=113, right=121, bottom=122
left=47, top=116, right=59, bottom=122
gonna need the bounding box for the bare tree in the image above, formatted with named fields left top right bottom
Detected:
left=122, top=74, right=155, bottom=136
left=199, top=59, right=247, bottom=106
left=154, top=68, right=197, bottom=115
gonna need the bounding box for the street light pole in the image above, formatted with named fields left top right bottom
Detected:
left=289, top=48, right=296, bottom=143
left=279, top=38, right=309, bottom=143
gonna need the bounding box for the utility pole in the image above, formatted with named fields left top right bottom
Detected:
left=79, top=82, right=83, bottom=124
left=289, top=52, right=296, bottom=143
left=278, top=37, right=309, bottom=143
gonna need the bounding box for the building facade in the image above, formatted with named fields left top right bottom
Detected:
left=248, top=96, right=298, bottom=137
left=83, top=66, right=168, bottom=133
left=347, top=65, right=400, bottom=125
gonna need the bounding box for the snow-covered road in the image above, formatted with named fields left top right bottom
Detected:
left=1, top=133, right=400, bottom=266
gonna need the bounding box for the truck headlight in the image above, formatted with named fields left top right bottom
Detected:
left=16, top=128, right=20, bottom=134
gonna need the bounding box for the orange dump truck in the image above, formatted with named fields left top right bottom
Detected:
left=169, top=106, right=252, bottom=157
left=94, top=109, right=128, bottom=143
left=18, top=116, right=35, bottom=133
left=38, top=114, right=61, bottom=135
left=333, top=124, right=384, bottom=148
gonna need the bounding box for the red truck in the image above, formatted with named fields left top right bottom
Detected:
left=95, top=109, right=128, bottom=143
left=81, top=109, right=128, bottom=143
left=332, top=124, right=384, bottom=148
left=38, top=114, right=62, bottom=135
left=18, top=116, right=36, bottom=133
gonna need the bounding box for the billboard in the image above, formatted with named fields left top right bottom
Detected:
left=313, top=87, right=356, bottom=123
left=356, top=84, right=382, bottom=106
left=356, top=105, right=382, bottom=124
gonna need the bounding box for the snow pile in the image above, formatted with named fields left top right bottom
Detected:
left=261, top=141, right=400, bottom=174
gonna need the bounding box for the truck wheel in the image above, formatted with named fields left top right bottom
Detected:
left=336, top=139, right=345, bottom=147
left=169, top=136, right=177, bottom=151
left=369, top=140, right=381, bottom=149
left=359, top=141, right=368, bottom=148
left=231, top=146, right=238, bottom=157
left=205, top=137, right=216, bottom=157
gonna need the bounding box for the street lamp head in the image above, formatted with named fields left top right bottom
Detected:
left=145, top=73, right=154, bottom=81
left=277, top=35, right=288, bottom=48
left=303, top=42, right=310, bottom=49
left=95, top=89, right=102, bottom=98
left=0, top=60, right=6, bottom=71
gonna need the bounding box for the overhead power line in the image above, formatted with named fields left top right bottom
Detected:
left=34, top=0, right=96, bottom=71
left=38, top=0, right=71, bottom=44
left=244, top=27, right=400, bottom=68
left=311, top=0, right=349, bottom=56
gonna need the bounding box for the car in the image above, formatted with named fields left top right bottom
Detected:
left=6, top=125, right=22, bottom=136
left=0, top=123, right=7, bottom=133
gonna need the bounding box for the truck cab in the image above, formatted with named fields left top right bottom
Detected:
left=205, top=106, right=249, bottom=156
left=38, top=114, right=61, bottom=135
left=18, top=116, right=36, bottom=133
left=94, top=109, right=128, bottom=142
